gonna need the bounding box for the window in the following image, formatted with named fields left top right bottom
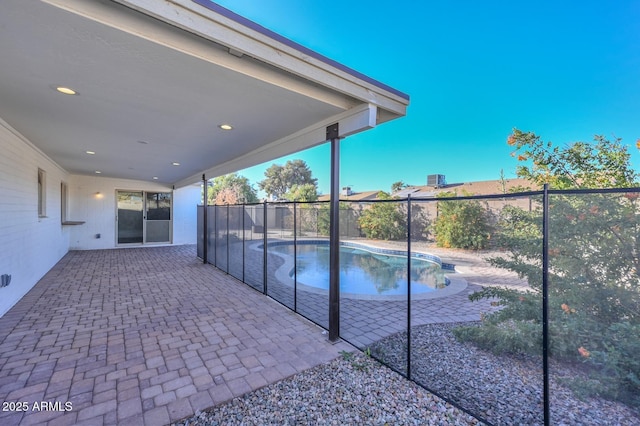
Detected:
left=61, top=181, right=68, bottom=222
left=38, top=168, right=46, bottom=217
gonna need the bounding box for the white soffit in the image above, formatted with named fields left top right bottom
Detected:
left=42, top=0, right=360, bottom=111
left=110, top=0, right=410, bottom=117
left=0, top=0, right=408, bottom=187
left=175, top=103, right=378, bottom=188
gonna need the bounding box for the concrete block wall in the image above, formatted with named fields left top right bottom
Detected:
left=0, top=119, right=71, bottom=317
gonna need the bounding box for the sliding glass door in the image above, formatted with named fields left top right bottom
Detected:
left=117, top=190, right=172, bottom=245
left=145, top=192, right=172, bottom=243
left=117, top=191, right=144, bottom=244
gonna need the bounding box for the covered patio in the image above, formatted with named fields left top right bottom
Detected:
left=0, top=245, right=351, bottom=425
left=0, top=2, right=408, bottom=424
left=0, top=0, right=408, bottom=318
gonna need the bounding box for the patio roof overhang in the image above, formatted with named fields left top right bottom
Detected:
left=0, top=0, right=409, bottom=188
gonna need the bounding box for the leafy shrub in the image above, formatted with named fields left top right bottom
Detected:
left=455, top=129, right=640, bottom=408
left=358, top=192, right=407, bottom=240
left=453, top=320, right=542, bottom=355
left=585, top=322, right=640, bottom=406
left=315, top=202, right=358, bottom=237
left=433, top=192, right=491, bottom=249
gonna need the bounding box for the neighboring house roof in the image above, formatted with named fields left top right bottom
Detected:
left=315, top=178, right=535, bottom=202
left=393, top=178, right=536, bottom=198
left=0, top=1, right=409, bottom=188
left=317, top=190, right=381, bottom=202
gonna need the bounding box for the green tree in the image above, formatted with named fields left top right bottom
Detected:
left=358, top=192, right=407, bottom=240
left=391, top=181, right=408, bottom=193
left=284, top=183, right=318, bottom=202
left=433, top=192, right=491, bottom=249
left=454, top=129, right=640, bottom=407
left=259, top=159, right=318, bottom=200
left=207, top=173, right=258, bottom=205
left=507, top=129, right=638, bottom=189
left=498, top=169, right=507, bottom=194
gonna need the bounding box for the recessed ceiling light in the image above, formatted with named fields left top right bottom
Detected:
left=172, top=162, right=180, bottom=166
left=55, top=86, right=78, bottom=95
left=153, top=176, right=159, bottom=180
left=95, top=170, right=102, bottom=174
left=219, top=124, right=233, bottom=130
left=86, top=150, right=95, bottom=155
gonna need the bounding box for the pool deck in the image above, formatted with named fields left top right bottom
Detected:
left=338, top=239, right=529, bottom=347
left=0, top=246, right=351, bottom=426
left=0, top=242, right=526, bottom=425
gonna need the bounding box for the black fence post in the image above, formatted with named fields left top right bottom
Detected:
left=226, top=204, right=230, bottom=273
left=407, top=194, right=412, bottom=379
left=293, top=202, right=298, bottom=312
left=263, top=200, right=268, bottom=295
left=542, top=183, right=550, bottom=426
left=213, top=205, right=218, bottom=268
left=242, top=204, right=246, bottom=283
left=202, top=174, right=207, bottom=264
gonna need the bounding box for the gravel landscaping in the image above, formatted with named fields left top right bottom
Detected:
left=171, top=322, right=640, bottom=425
left=370, top=322, right=640, bottom=426
left=172, top=351, right=483, bottom=426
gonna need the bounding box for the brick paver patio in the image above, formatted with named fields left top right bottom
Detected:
left=0, top=245, right=351, bottom=426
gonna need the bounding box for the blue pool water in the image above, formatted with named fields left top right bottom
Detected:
left=272, top=244, right=447, bottom=295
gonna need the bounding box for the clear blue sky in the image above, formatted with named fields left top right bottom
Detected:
left=213, top=0, right=640, bottom=196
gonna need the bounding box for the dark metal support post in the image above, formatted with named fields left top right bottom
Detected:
left=263, top=200, right=268, bottom=295
left=327, top=123, right=341, bottom=342
left=202, top=174, right=207, bottom=264
left=542, top=184, right=550, bottom=426
left=406, top=194, right=412, bottom=379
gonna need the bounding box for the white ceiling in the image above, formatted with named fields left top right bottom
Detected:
left=0, top=0, right=408, bottom=187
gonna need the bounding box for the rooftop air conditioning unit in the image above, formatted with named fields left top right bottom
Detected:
left=342, top=186, right=353, bottom=196
left=427, top=174, right=446, bottom=188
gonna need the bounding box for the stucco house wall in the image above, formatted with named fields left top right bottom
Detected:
left=66, top=176, right=199, bottom=250
left=0, top=117, right=200, bottom=317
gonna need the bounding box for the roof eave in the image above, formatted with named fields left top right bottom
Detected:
left=110, top=0, right=409, bottom=119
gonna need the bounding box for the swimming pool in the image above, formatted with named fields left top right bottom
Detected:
left=270, top=242, right=448, bottom=296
